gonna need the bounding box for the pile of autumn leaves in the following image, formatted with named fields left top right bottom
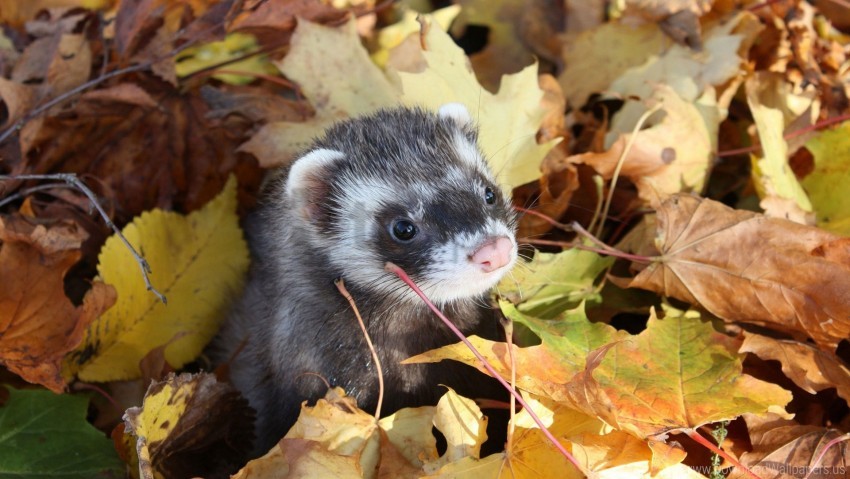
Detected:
left=1, top=0, right=850, bottom=478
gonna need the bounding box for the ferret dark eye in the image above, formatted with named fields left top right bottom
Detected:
left=391, top=220, right=418, bottom=242
left=484, top=187, right=496, bottom=205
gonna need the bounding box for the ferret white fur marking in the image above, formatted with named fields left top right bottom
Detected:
left=212, top=106, right=518, bottom=457
left=285, top=148, right=345, bottom=200
left=452, top=133, right=487, bottom=170
left=438, top=102, right=473, bottom=128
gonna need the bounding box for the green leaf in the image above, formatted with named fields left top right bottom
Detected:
left=498, top=249, right=613, bottom=319
left=0, top=387, right=123, bottom=479
left=801, top=121, right=850, bottom=235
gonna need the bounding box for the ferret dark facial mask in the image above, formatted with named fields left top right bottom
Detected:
left=284, top=103, right=518, bottom=303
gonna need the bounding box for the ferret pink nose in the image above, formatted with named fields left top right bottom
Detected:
left=471, top=237, right=514, bottom=273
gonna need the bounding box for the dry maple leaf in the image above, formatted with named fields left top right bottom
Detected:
left=729, top=413, right=849, bottom=479
left=623, top=194, right=850, bottom=350
left=0, top=215, right=115, bottom=392
left=22, top=82, right=262, bottom=223
left=123, top=372, right=255, bottom=478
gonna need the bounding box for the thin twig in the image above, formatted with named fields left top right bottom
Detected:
left=594, top=103, right=663, bottom=238
left=716, top=112, right=850, bottom=158
left=686, top=429, right=763, bottom=479
left=0, top=20, right=223, bottom=146
left=513, top=206, right=573, bottom=232
left=0, top=173, right=167, bottom=303
left=0, top=182, right=77, bottom=209
left=384, top=262, right=591, bottom=476
left=335, top=278, right=384, bottom=420
left=803, top=432, right=850, bottom=479
left=520, top=237, right=653, bottom=263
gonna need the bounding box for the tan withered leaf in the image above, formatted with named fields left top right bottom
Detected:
left=0, top=215, right=115, bottom=392
left=741, top=333, right=850, bottom=404
left=729, top=414, right=850, bottom=479
left=623, top=194, right=850, bottom=350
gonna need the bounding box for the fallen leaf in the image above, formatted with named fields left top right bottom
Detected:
left=0, top=77, right=37, bottom=129
left=239, top=18, right=398, bottom=167
left=746, top=72, right=816, bottom=223
left=425, top=388, right=488, bottom=471
left=623, top=194, right=850, bottom=350
left=175, top=32, right=277, bottom=84
left=569, top=306, right=792, bottom=441
left=730, top=413, right=849, bottom=479
left=390, top=19, right=559, bottom=189
left=406, top=302, right=626, bottom=404
left=572, top=85, right=716, bottom=202
left=503, top=393, right=606, bottom=479
left=740, top=333, right=850, bottom=404
left=378, top=405, right=439, bottom=468
left=558, top=22, right=664, bottom=108
left=21, top=82, right=262, bottom=224
left=0, top=386, right=124, bottom=479
left=370, top=5, right=460, bottom=68
left=614, top=0, right=712, bottom=49
left=0, top=215, right=115, bottom=392
left=64, top=176, right=249, bottom=381
left=123, top=372, right=255, bottom=479
left=451, top=0, right=562, bottom=91
left=498, top=249, right=613, bottom=318
left=608, top=11, right=756, bottom=102
left=800, top=121, right=850, bottom=235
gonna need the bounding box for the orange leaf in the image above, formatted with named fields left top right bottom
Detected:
left=0, top=215, right=115, bottom=392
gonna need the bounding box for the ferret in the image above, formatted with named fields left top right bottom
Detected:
left=213, top=104, right=518, bottom=455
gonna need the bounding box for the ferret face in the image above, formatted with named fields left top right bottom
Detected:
left=284, top=105, right=518, bottom=304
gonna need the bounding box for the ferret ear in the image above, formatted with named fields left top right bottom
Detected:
left=285, top=148, right=345, bottom=221
left=438, top=103, right=473, bottom=129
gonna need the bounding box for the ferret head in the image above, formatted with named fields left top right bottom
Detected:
left=282, top=104, right=518, bottom=304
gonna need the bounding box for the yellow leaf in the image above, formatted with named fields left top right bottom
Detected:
left=558, top=22, right=665, bottom=108
left=801, top=121, right=850, bottom=235
left=240, top=19, right=398, bottom=167
left=746, top=72, right=815, bottom=222
left=65, top=177, right=249, bottom=382
left=123, top=372, right=254, bottom=479
left=390, top=22, right=558, bottom=189
left=371, top=5, right=460, bottom=68
left=608, top=12, right=758, bottom=104
left=175, top=33, right=276, bottom=85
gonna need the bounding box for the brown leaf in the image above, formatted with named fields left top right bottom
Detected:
left=623, top=194, right=850, bottom=350
left=741, top=333, right=850, bottom=404
left=124, top=372, right=255, bottom=478
left=200, top=84, right=313, bottom=124
left=730, top=414, right=850, bottom=479
left=21, top=82, right=262, bottom=223
left=0, top=78, right=36, bottom=129
left=12, top=33, right=91, bottom=99
left=0, top=214, right=115, bottom=392
left=230, top=0, right=348, bottom=43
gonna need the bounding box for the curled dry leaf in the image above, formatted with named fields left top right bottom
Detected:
left=571, top=85, right=714, bottom=203
left=729, top=414, right=850, bottom=479
left=0, top=215, right=115, bottom=392
left=123, top=372, right=255, bottom=479
left=451, top=0, right=563, bottom=91
left=21, top=82, right=261, bottom=223
left=740, top=333, right=850, bottom=404
left=623, top=194, right=850, bottom=350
